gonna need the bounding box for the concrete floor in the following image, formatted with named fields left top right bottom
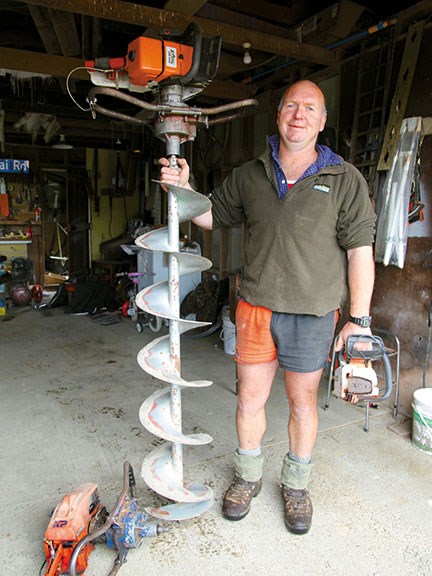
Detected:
left=1, top=304, right=431, bottom=576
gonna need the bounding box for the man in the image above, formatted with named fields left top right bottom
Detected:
left=160, top=80, right=376, bottom=534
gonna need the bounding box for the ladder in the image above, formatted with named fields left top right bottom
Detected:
left=349, top=28, right=396, bottom=196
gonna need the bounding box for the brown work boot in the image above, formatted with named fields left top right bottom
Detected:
left=222, top=476, right=262, bottom=521
left=281, top=484, right=313, bottom=535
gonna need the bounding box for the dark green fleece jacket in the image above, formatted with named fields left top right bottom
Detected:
left=211, top=146, right=376, bottom=316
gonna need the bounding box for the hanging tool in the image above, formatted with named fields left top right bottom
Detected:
left=42, top=462, right=165, bottom=576
left=0, top=177, right=10, bottom=217
left=78, top=22, right=258, bottom=523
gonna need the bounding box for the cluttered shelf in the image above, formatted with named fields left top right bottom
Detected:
left=0, top=221, right=44, bottom=285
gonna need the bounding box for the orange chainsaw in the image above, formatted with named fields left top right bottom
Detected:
left=42, top=483, right=103, bottom=575
left=42, top=462, right=165, bottom=576
left=79, top=22, right=257, bottom=156
left=85, top=22, right=221, bottom=93
left=333, top=334, right=393, bottom=404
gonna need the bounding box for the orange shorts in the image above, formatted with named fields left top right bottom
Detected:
left=234, top=299, right=337, bottom=372
left=234, top=300, right=276, bottom=364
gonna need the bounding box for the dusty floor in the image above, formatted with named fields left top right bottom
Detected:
left=1, top=304, right=431, bottom=576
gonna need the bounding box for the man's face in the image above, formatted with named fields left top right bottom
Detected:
left=277, top=81, right=327, bottom=150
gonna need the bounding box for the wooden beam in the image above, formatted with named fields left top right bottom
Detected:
left=163, top=0, right=208, bottom=14
left=214, top=0, right=315, bottom=26
left=22, top=0, right=334, bottom=65
left=392, top=0, right=432, bottom=22
left=0, top=47, right=254, bottom=100
left=28, top=5, right=62, bottom=54
left=48, top=8, right=81, bottom=56
left=0, top=47, right=87, bottom=79
left=197, top=3, right=297, bottom=40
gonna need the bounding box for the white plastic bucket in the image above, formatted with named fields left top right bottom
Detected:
left=412, top=388, right=432, bottom=455
left=220, top=305, right=236, bottom=355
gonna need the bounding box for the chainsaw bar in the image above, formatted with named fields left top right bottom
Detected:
left=347, top=375, right=374, bottom=394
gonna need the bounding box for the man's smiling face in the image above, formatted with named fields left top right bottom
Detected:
left=277, top=81, right=327, bottom=151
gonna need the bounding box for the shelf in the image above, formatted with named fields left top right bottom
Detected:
left=0, top=239, right=32, bottom=244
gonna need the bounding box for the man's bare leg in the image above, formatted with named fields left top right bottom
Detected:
left=284, top=368, right=323, bottom=458
left=236, top=360, right=279, bottom=450
left=223, top=360, right=278, bottom=521
left=280, top=368, right=323, bottom=534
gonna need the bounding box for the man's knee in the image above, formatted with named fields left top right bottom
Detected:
left=237, top=391, right=267, bottom=416
left=289, top=400, right=318, bottom=422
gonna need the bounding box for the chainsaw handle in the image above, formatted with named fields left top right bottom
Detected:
left=178, top=22, right=202, bottom=86
left=379, top=351, right=393, bottom=401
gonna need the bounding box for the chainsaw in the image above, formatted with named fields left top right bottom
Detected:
left=332, top=334, right=393, bottom=404
left=79, top=22, right=257, bottom=150
left=42, top=462, right=166, bottom=576
left=84, top=22, right=221, bottom=95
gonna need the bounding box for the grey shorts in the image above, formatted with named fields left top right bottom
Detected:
left=270, top=310, right=337, bottom=372
left=234, top=300, right=337, bottom=372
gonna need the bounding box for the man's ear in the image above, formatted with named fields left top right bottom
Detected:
left=319, top=114, right=327, bottom=132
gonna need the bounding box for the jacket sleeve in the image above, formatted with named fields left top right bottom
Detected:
left=210, top=165, right=248, bottom=229
left=336, top=163, right=376, bottom=250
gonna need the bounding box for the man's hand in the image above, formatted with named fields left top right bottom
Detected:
left=159, top=157, right=191, bottom=190
left=334, top=322, right=372, bottom=352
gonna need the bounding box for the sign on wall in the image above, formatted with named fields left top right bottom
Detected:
left=0, top=159, right=30, bottom=173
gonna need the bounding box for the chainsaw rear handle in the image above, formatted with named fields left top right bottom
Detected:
left=171, top=22, right=202, bottom=86
left=378, top=351, right=393, bottom=401
left=339, top=334, right=393, bottom=402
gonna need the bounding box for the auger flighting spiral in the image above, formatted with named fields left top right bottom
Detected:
left=81, top=23, right=258, bottom=522
left=135, top=135, right=215, bottom=520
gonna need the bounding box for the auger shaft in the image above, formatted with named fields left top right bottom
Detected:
left=167, top=149, right=183, bottom=481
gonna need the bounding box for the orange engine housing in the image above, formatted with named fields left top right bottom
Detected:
left=43, top=483, right=101, bottom=576
left=125, top=36, right=194, bottom=86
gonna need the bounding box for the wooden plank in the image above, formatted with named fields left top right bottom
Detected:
left=214, top=0, right=315, bottom=26
left=0, top=47, right=87, bottom=79
left=23, top=0, right=334, bottom=65
left=392, top=0, right=432, bottom=22
left=421, top=117, right=432, bottom=136
left=197, top=4, right=297, bottom=40
left=163, top=0, right=208, bottom=14
left=48, top=8, right=81, bottom=56
left=28, top=5, right=61, bottom=54
left=377, top=21, right=424, bottom=171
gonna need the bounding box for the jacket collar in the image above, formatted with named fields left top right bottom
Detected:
left=257, top=141, right=348, bottom=182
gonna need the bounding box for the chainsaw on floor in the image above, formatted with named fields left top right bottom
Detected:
left=42, top=462, right=166, bottom=576
left=332, top=334, right=393, bottom=404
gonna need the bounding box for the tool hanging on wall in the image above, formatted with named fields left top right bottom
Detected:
left=374, top=117, right=422, bottom=268
left=77, top=22, right=258, bottom=523
left=0, top=177, right=10, bottom=217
